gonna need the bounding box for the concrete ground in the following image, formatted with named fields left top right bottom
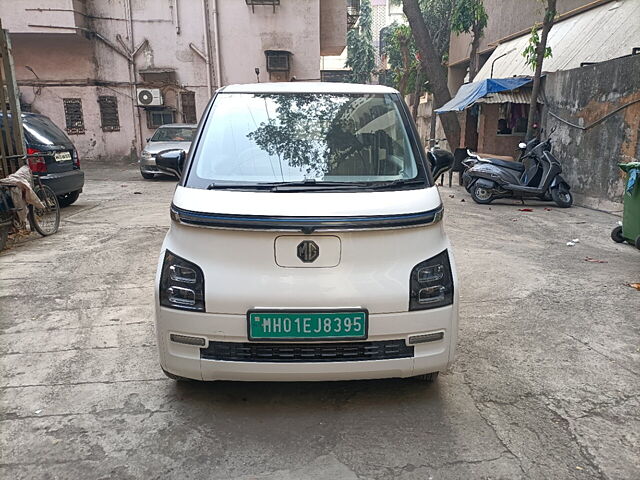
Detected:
left=1, top=163, right=638, bottom=480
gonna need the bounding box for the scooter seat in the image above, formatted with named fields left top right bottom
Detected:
left=486, top=158, right=525, bottom=172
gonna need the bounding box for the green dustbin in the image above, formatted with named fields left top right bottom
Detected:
left=611, top=162, right=640, bottom=249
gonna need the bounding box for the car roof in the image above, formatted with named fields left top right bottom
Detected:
left=220, top=82, right=399, bottom=95
left=157, top=123, right=197, bottom=128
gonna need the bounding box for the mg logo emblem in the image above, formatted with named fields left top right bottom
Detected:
left=297, top=240, right=319, bottom=263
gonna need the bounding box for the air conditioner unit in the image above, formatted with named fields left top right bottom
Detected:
left=137, top=88, right=163, bottom=106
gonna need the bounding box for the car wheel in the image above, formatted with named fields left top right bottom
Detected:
left=635, top=236, right=640, bottom=250
left=141, top=170, right=155, bottom=180
left=0, top=226, right=8, bottom=252
left=551, top=187, right=573, bottom=208
left=161, top=367, right=192, bottom=382
left=57, top=190, right=80, bottom=208
left=413, top=371, right=439, bottom=383
left=470, top=184, right=494, bottom=204
left=611, top=226, right=625, bottom=243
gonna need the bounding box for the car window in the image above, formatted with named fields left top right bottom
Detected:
left=151, top=127, right=196, bottom=142
left=185, top=92, right=428, bottom=190
left=22, top=115, right=72, bottom=146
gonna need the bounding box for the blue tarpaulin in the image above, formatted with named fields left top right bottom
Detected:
left=435, top=77, right=533, bottom=114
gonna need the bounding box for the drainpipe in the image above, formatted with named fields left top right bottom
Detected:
left=200, top=0, right=214, bottom=95
left=124, top=0, right=144, bottom=155
left=210, top=0, right=222, bottom=89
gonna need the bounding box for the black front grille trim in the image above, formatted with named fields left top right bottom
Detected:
left=200, top=340, right=414, bottom=363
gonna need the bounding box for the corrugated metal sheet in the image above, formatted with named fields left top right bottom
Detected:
left=475, top=0, right=640, bottom=81
left=475, top=90, right=536, bottom=104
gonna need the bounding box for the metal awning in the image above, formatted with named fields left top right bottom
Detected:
left=435, top=77, right=532, bottom=113
left=475, top=0, right=640, bottom=81
left=475, top=90, right=540, bottom=105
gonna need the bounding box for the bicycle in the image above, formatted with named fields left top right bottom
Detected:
left=0, top=157, right=60, bottom=251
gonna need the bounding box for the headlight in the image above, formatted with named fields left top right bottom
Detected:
left=159, top=250, right=205, bottom=311
left=409, top=250, right=454, bottom=310
left=141, top=150, right=153, bottom=160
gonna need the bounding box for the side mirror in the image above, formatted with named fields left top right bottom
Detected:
left=518, top=142, right=527, bottom=149
left=146, top=138, right=150, bottom=143
left=429, top=149, right=453, bottom=180
left=156, top=149, right=186, bottom=178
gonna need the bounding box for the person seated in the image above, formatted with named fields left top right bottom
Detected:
left=497, top=118, right=512, bottom=135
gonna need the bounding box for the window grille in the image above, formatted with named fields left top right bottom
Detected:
left=180, top=91, right=197, bottom=124
left=265, top=50, right=291, bottom=72
left=98, top=96, right=120, bottom=132
left=63, top=98, right=84, bottom=135
left=146, top=109, right=175, bottom=129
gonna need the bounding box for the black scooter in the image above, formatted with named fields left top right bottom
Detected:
left=461, top=133, right=572, bottom=208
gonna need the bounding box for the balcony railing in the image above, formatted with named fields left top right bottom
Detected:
left=347, top=0, right=361, bottom=30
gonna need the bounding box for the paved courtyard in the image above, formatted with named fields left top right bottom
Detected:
left=1, top=162, right=638, bottom=479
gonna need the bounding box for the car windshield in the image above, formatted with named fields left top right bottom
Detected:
left=22, top=115, right=71, bottom=146
left=185, top=92, right=427, bottom=190
left=151, top=127, right=195, bottom=142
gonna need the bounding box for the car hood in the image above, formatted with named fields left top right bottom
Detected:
left=172, top=185, right=443, bottom=218
left=144, top=141, right=192, bottom=154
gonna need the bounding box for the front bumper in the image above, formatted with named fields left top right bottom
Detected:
left=139, top=155, right=158, bottom=173
left=39, top=169, right=84, bottom=196
left=155, top=306, right=458, bottom=381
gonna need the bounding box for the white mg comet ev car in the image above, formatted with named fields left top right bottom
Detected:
left=154, top=82, right=458, bottom=382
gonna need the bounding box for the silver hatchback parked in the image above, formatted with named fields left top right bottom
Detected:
left=139, top=124, right=197, bottom=179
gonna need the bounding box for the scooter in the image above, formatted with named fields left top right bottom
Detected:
left=462, top=133, right=572, bottom=208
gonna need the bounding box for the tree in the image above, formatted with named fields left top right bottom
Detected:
left=524, top=0, right=556, bottom=141
left=402, top=0, right=460, bottom=149
left=345, top=0, right=375, bottom=84
left=382, top=23, right=417, bottom=97
left=451, top=0, right=488, bottom=81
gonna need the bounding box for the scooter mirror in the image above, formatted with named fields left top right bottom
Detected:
left=518, top=142, right=527, bottom=149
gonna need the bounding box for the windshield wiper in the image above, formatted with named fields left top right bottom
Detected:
left=366, top=178, right=426, bottom=190
left=207, top=182, right=274, bottom=190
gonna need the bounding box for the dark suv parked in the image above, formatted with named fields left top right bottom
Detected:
left=1, top=112, right=84, bottom=207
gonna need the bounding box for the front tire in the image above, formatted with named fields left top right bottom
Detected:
left=57, top=190, right=80, bottom=208
left=413, top=372, right=439, bottom=383
left=551, top=187, right=573, bottom=208
left=0, top=225, right=8, bottom=252
left=470, top=184, right=495, bottom=204
left=29, top=185, right=60, bottom=236
left=611, top=226, right=625, bottom=243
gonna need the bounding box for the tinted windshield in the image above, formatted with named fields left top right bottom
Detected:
left=151, top=127, right=195, bottom=142
left=185, top=92, right=427, bottom=190
left=22, top=115, right=71, bottom=146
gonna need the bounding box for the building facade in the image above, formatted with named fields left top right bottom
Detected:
left=2, top=0, right=347, bottom=161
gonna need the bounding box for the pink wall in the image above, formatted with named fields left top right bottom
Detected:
left=4, top=0, right=341, bottom=161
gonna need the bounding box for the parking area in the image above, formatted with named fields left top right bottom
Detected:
left=1, top=162, right=638, bottom=479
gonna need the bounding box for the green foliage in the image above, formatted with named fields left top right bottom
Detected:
left=345, top=0, right=376, bottom=84
left=522, top=26, right=553, bottom=70
left=382, top=22, right=419, bottom=95
left=450, top=0, right=488, bottom=34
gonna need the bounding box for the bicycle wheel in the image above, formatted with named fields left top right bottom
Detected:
left=29, top=185, right=60, bottom=236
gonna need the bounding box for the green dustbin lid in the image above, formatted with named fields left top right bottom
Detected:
left=619, top=162, right=640, bottom=173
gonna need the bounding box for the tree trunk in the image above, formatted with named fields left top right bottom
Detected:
left=402, top=0, right=461, bottom=150
left=526, top=0, right=556, bottom=141
left=398, top=40, right=411, bottom=96
left=411, top=68, right=423, bottom=121
left=468, top=22, right=483, bottom=81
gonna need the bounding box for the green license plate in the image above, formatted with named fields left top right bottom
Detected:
left=248, top=310, right=368, bottom=341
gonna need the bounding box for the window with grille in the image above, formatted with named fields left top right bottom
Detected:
left=146, top=109, right=175, bottom=129
left=180, top=91, right=197, bottom=124
left=63, top=98, right=85, bottom=135
left=98, top=96, right=120, bottom=132
left=265, top=50, right=291, bottom=72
